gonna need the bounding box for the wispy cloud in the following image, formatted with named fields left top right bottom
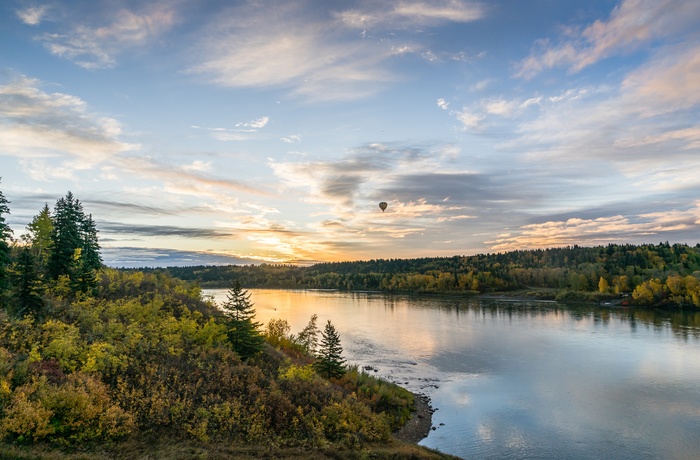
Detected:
left=36, top=3, right=177, bottom=69
left=189, top=1, right=486, bottom=101
left=337, top=0, right=486, bottom=29
left=281, top=134, right=302, bottom=144
left=487, top=202, right=700, bottom=251
left=188, top=3, right=393, bottom=101
left=100, top=246, right=263, bottom=268
left=17, top=5, right=48, bottom=25
left=515, top=0, right=700, bottom=78
left=0, top=75, right=272, bottom=200
left=191, top=116, right=269, bottom=141
left=0, top=75, right=137, bottom=167
left=236, top=116, right=269, bottom=129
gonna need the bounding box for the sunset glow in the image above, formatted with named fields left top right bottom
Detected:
left=2, top=0, right=699, bottom=266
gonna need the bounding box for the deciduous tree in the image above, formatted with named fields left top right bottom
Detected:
left=296, top=313, right=320, bottom=353
left=24, top=203, right=53, bottom=268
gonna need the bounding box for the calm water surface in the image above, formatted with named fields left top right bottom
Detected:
left=205, top=289, right=700, bottom=460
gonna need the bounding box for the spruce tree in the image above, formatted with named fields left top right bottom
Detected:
left=314, top=320, right=346, bottom=379
left=0, top=180, right=13, bottom=306
left=48, top=192, right=83, bottom=280
left=12, top=248, right=45, bottom=318
left=80, top=213, right=102, bottom=271
left=220, top=281, right=264, bottom=359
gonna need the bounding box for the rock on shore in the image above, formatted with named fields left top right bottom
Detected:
left=393, top=393, right=435, bottom=443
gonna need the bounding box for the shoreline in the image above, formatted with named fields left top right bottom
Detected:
left=393, top=393, right=435, bottom=444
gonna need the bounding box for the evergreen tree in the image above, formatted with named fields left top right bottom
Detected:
left=314, top=320, right=346, bottom=379
left=48, top=192, right=84, bottom=280
left=80, top=213, right=102, bottom=271
left=0, top=180, right=13, bottom=306
left=71, top=249, right=99, bottom=295
left=11, top=247, right=45, bottom=318
left=220, top=281, right=264, bottom=359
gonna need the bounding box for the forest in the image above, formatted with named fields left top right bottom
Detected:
left=152, top=243, right=700, bottom=308
left=0, top=186, right=456, bottom=459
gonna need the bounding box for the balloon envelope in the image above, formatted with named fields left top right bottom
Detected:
left=379, top=202, right=387, bottom=212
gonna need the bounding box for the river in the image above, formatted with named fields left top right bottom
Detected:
left=204, top=289, right=700, bottom=460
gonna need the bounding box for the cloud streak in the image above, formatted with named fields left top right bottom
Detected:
left=189, top=1, right=486, bottom=101
left=515, top=0, right=700, bottom=78
left=488, top=202, right=700, bottom=251
left=35, top=3, right=177, bottom=69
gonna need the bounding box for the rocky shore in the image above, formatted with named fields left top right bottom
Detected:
left=393, top=393, right=435, bottom=443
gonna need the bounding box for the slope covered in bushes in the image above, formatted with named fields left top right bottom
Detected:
left=0, top=269, right=455, bottom=459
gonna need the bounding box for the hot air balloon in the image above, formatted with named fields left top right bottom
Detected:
left=379, top=202, right=387, bottom=212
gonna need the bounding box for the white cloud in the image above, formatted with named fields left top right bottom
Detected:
left=436, top=98, right=449, bottom=110
left=189, top=1, right=486, bottom=101
left=472, top=78, right=494, bottom=92
left=482, top=98, right=519, bottom=117
left=620, top=43, right=700, bottom=117
left=515, top=0, right=700, bottom=78
left=237, top=116, right=269, bottom=129
left=487, top=204, right=700, bottom=251
left=189, top=5, right=394, bottom=102
left=0, top=75, right=137, bottom=169
left=507, top=40, right=700, bottom=191
left=181, top=160, right=212, bottom=172
left=38, top=4, right=176, bottom=69
left=17, top=5, right=48, bottom=25
left=455, top=108, right=484, bottom=130
left=281, top=134, right=302, bottom=144
left=337, top=0, right=485, bottom=29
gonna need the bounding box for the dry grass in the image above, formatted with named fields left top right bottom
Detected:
left=0, top=439, right=461, bottom=460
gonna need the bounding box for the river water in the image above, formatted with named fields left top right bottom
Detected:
left=204, top=289, right=700, bottom=460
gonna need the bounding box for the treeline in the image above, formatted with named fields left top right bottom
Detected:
left=1, top=186, right=102, bottom=316
left=0, top=184, right=452, bottom=459
left=155, top=243, right=700, bottom=307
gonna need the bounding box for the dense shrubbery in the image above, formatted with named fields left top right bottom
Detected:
left=0, top=269, right=429, bottom=453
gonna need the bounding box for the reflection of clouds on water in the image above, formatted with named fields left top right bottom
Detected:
left=477, top=423, right=494, bottom=443
left=204, top=289, right=700, bottom=460
left=345, top=334, right=445, bottom=393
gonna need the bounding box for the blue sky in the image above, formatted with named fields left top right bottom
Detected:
left=1, top=0, right=699, bottom=267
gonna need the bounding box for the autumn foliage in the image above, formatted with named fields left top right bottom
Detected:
left=0, top=269, right=421, bottom=451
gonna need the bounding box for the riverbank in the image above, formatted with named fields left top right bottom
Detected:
left=394, top=393, right=435, bottom=443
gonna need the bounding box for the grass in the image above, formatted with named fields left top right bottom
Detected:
left=0, top=439, right=461, bottom=460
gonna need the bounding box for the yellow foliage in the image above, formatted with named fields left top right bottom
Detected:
left=279, top=364, right=315, bottom=382
left=41, top=320, right=83, bottom=372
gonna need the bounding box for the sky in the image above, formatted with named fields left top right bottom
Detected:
left=1, top=0, right=699, bottom=267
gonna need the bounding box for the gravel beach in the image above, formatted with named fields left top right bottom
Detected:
left=393, top=393, right=435, bottom=443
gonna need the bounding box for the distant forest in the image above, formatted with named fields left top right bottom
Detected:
left=138, top=242, right=700, bottom=308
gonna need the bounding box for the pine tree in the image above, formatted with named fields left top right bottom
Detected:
left=314, top=320, right=346, bottom=379
left=220, top=281, right=264, bottom=359
left=0, top=180, right=13, bottom=306
left=11, top=248, right=45, bottom=318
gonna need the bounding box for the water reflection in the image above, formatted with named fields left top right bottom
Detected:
left=204, top=289, right=700, bottom=460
